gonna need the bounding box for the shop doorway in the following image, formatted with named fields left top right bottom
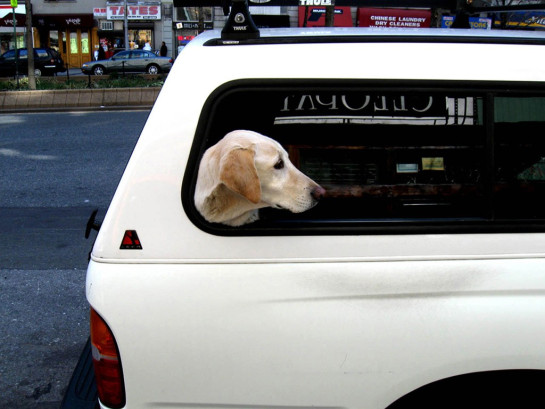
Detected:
left=49, top=29, right=91, bottom=69
left=67, top=30, right=90, bottom=69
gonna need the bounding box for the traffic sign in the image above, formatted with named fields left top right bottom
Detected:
left=10, top=0, right=17, bottom=7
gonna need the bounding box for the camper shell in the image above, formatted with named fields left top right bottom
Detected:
left=77, top=9, right=545, bottom=409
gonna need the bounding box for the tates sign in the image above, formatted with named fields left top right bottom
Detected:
left=107, top=5, right=161, bottom=20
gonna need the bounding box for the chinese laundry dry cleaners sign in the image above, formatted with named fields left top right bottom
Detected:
left=105, top=2, right=161, bottom=20
left=358, top=8, right=431, bottom=28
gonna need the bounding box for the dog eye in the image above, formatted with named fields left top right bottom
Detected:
left=274, top=159, right=284, bottom=170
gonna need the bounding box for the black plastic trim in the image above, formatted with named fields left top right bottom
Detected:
left=387, top=370, right=545, bottom=408
left=204, top=34, right=545, bottom=47
left=60, top=338, right=98, bottom=409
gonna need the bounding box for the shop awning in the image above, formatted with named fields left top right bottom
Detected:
left=33, top=14, right=94, bottom=29
left=1, top=12, right=25, bottom=27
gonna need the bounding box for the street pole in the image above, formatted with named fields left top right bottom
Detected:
left=26, top=0, right=35, bottom=89
left=325, top=6, right=335, bottom=27
left=13, top=5, right=18, bottom=87
left=124, top=0, right=129, bottom=50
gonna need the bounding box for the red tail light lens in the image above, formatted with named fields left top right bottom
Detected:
left=169, top=58, right=174, bottom=63
left=90, top=308, right=126, bottom=408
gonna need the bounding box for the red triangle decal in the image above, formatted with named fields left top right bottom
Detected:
left=120, top=230, right=143, bottom=250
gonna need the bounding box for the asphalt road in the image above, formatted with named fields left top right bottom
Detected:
left=0, top=110, right=149, bottom=408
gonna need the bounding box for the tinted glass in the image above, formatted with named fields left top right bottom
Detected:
left=1, top=50, right=15, bottom=60
left=36, top=49, right=49, bottom=59
left=494, top=96, right=545, bottom=219
left=186, top=82, right=545, bottom=233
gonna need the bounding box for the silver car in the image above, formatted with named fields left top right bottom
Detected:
left=81, top=50, right=173, bottom=75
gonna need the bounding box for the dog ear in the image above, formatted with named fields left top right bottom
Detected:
left=219, top=148, right=261, bottom=204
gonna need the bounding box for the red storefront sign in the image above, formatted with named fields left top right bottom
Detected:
left=298, top=6, right=353, bottom=27
left=358, top=8, right=431, bottom=28
left=107, top=5, right=161, bottom=20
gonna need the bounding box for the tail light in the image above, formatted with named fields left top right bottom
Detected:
left=169, top=58, right=174, bottom=63
left=90, top=308, right=126, bottom=408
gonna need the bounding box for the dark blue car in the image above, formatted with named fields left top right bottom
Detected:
left=0, top=47, right=66, bottom=77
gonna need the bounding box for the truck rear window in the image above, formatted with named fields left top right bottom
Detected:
left=183, top=80, right=545, bottom=235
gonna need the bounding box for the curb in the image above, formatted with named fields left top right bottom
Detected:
left=0, top=87, right=161, bottom=112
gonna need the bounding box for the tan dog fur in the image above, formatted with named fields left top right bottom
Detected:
left=194, top=130, right=325, bottom=226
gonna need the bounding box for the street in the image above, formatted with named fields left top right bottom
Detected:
left=0, top=110, right=149, bottom=408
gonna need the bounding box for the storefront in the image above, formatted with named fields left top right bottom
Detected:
left=173, top=6, right=213, bottom=55
left=1, top=12, right=25, bottom=54
left=442, top=15, right=492, bottom=29
left=492, top=11, right=545, bottom=30
left=93, top=2, right=161, bottom=57
left=33, top=14, right=94, bottom=69
left=298, top=6, right=353, bottom=27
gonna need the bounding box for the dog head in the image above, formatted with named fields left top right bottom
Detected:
left=194, top=130, right=325, bottom=226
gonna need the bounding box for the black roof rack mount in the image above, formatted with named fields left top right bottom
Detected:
left=221, top=0, right=260, bottom=41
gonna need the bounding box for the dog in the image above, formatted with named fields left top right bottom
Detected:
left=194, top=130, right=326, bottom=226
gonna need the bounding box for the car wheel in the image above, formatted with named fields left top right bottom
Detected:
left=34, top=68, right=42, bottom=77
left=93, top=66, right=105, bottom=76
left=147, top=64, right=160, bottom=75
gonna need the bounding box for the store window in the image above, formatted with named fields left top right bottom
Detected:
left=129, top=29, right=152, bottom=50
left=49, top=31, right=59, bottom=51
left=70, top=32, right=78, bottom=54
left=176, top=7, right=212, bottom=22
left=81, top=32, right=89, bottom=54
left=183, top=81, right=545, bottom=234
left=0, top=33, right=24, bottom=51
left=62, top=32, right=67, bottom=54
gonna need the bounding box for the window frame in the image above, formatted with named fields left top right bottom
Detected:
left=182, top=79, right=545, bottom=236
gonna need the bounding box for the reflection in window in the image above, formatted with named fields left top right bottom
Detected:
left=176, top=7, right=213, bottom=22
left=81, top=32, right=89, bottom=54
left=494, top=96, right=545, bottom=218
left=70, top=32, right=78, bottom=54
left=62, top=32, right=67, bottom=54
left=2, top=50, right=15, bottom=60
left=49, top=31, right=59, bottom=52
left=36, top=49, right=49, bottom=58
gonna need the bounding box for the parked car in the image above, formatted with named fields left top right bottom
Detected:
left=81, top=49, right=173, bottom=75
left=65, top=4, right=545, bottom=409
left=0, top=47, right=65, bottom=77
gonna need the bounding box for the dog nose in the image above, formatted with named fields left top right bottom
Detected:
left=311, top=185, right=326, bottom=201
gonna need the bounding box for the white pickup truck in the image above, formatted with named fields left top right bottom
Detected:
left=67, top=2, right=545, bottom=408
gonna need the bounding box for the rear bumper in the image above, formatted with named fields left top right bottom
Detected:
left=60, top=337, right=98, bottom=409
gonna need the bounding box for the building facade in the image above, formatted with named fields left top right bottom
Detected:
left=3, top=1, right=544, bottom=71
left=28, top=0, right=174, bottom=69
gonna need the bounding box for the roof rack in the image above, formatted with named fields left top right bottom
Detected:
left=221, top=0, right=260, bottom=41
